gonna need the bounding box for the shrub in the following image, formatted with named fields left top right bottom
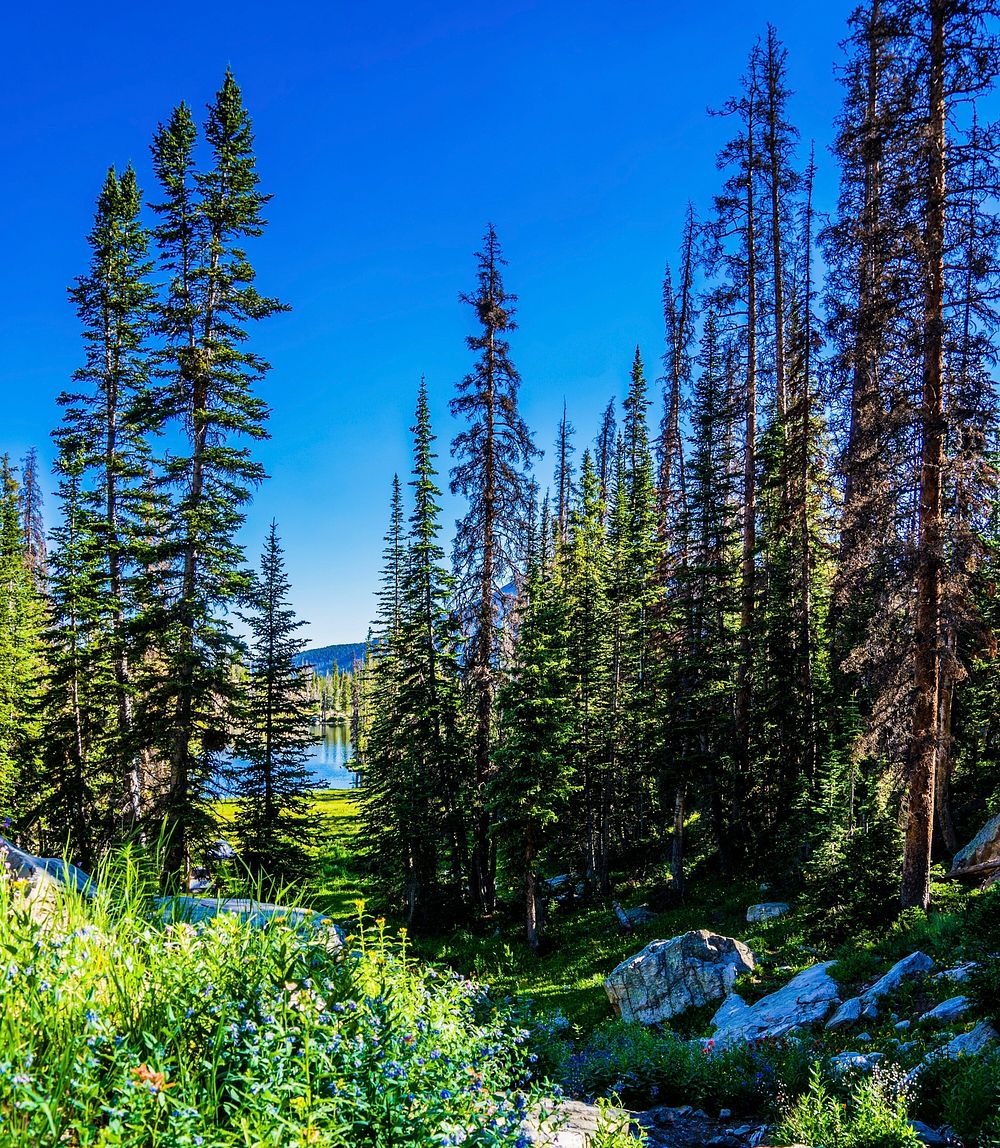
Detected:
left=0, top=867, right=585, bottom=1146
left=774, top=1063, right=920, bottom=1148
left=912, top=1051, right=1000, bottom=1143
left=560, top=1021, right=811, bottom=1116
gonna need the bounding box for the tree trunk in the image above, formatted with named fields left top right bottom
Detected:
left=901, top=0, right=946, bottom=911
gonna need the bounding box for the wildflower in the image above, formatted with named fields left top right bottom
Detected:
left=134, top=1064, right=175, bottom=1093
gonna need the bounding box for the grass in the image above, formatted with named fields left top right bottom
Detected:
left=213, top=788, right=372, bottom=919
left=0, top=856, right=589, bottom=1147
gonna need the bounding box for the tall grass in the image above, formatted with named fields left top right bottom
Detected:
left=0, top=855, right=561, bottom=1147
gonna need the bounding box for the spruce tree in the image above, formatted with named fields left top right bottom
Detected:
left=450, top=224, right=539, bottom=912
left=233, top=522, right=315, bottom=882
left=60, top=163, right=154, bottom=828
left=147, top=72, right=286, bottom=883
left=494, top=526, right=576, bottom=952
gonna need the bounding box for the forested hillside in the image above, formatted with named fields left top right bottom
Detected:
left=0, top=0, right=997, bottom=928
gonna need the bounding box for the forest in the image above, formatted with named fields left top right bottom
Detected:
left=4, top=1, right=1000, bottom=1144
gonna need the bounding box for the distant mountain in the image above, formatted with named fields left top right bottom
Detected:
left=295, top=642, right=366, bottom=676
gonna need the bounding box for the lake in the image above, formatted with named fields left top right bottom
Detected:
left=224, top=723, right=358, bottom=795
left=304, top=723, right=358, bottom=789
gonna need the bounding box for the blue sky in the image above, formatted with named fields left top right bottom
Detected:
left=3, top=0, right=856, bottom=644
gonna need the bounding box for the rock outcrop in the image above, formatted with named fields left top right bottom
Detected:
left=919, top=996, right=971, bottom=1027
left=949, top=811, right=1000, bottom=876
left=746, top=903, right=790, bottom=923
left=826, top=951, right=934, bottom=1029
left=604, top=930, right=755, bottom=1025
left=709, top=961, right=841, bottom=1047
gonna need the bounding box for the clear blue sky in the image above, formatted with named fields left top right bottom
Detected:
left=3, top=0, right=857, bottom=644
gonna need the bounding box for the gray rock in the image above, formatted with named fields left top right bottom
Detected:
left=895, top=1019, right=912, bottom=1031
left=856, top=1031, right=873, bottom=1042
left=909, top=1121, right=949, bottom=1147
left=156, top=896, right=345, bottom=946
left=205, top=839, right=237, bottom=862
left=604, top=930, right=755, bottom=1025
left=746, top=902, right=790, bottom=923
left=934, top=962, right=978, bottom=984
left=919, top=996, right=971, bottom=1027
left=933, top=1021, right=999, bottom=1061
left=829, top=1050, right=885, bottom=1075
left=710, top=961, right=841, bottom=1047
left=827, top=951, right=934, bottom=1028
left=0, top=836, right=94, bottom=920
left=950, top=811, right=1000, bottom=874
left=828, top=996, right=863, bottom=1029
left=625, top=904, right=655, bottom=926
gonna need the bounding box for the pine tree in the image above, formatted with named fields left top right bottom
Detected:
left=0, top=458, right=46, bottom=830
left=233, top=523, right=316, bottom=882
left=20, top=448, right=47, bottom=586
left=450, top=224, right=539, bottom=912
left=147, top=72, right=286, bottom=884
left=668, top=315, right=742, bottom=874
left=60, top=163, right=154, bottom=828
left=563, top=451, right=612, bottom=887
left=40, top=444, right=119, bottom=866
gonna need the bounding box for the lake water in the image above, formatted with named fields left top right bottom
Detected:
left=304, top=723, right=358, bottom=789
left=224, top=724, right=358, bottom=795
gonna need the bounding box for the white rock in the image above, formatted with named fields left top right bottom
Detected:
left=827, top=952, right=934, bottom=1028
left=827, top=996, right=863, bottom=1029
left=829, top=1051, right=884, bottom=1075
left=746, top=903, right=791, bottom=923
left=604, top=930, right=755, bottom=1025
left=919, top=996, right=971, bottom=1027
left=933, top=962, right=978, bottom=983
left=710, top=962, right=841, bottom=1047
left=157, top=896, right=345, bottom=946
left=934, top=1021, right=999, bottom=1060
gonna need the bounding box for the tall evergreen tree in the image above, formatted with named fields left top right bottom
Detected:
left=450, top=225, right=539, bottom=912
left=147, top=72, right=286, bottom=883
left=60, top=163, right=154, bottom=828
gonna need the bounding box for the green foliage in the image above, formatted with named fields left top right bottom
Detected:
left=913, top=1052, right=1000, bottom=1144
left=800, top=806, right=903, bottom=940
left=0, top=864, right=562, bottom=1146
left=232, top=523, right=317, bottom=882
left=559, top=1021, right=811, bottom=1115
left=774, top=1064, right=920, bottom=1148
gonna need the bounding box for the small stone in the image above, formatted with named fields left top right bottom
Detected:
left=895, top=1019, right=912, bottom=1031
left=934, top=962, right=978, bottom=983
left=856, top=1031, right=873, bottom=1042
left=719, top=1108, right=732, bottom=1120
left=746, top=902, right=791, bottom=923
left=828, top=1050, right=884, bottom=1075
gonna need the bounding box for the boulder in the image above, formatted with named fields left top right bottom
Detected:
left=746, top=903, right=790, bottom=923
left=950, top=812, right=1000, bottom=875
left=156, top=896, right=345, bottom=944
left=827, top=951, right=934, bottom=1029
left=709, top=961, right=841, bottom=1047
left=0, top=836, right=93, bottom=919
left=828, top=1051, right=884, bottom=1075
left=933, top=962, right=978, bottom=984
left=933, top=1021, right=999, bottom=1061
left=908, top=1122, right=950, bottom=1148
left=604, top=930, right=755, bottom=1025
left=919, top=996, right=971, bottom=1027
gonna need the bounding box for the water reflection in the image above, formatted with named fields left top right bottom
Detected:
left=305, top=722, right=358, bottom=789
